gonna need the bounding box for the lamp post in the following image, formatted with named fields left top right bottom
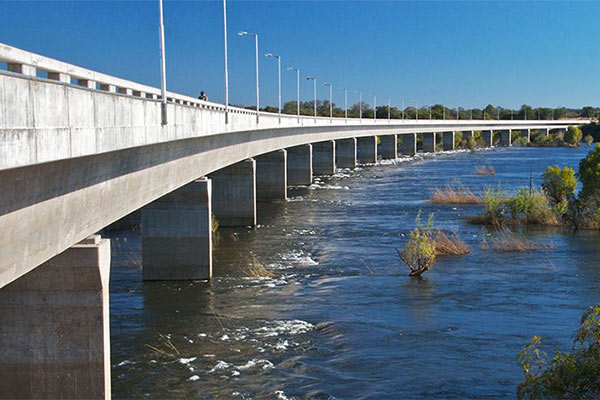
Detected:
left=415, top=101, right=418, bottom=121
left=265, top=53, right=281, bottom=123
left=388, top=97, right=391, bottom=121
left=511, top=109, right=514, bottom=120
left=158, top=0, right=168, bottom=125
left=238, top=31, right=259, bottom=123
left=470, top=109, right=473, bottom=120
left=340, top=87, right=348, bottom=122
left=222, top=0, right=229, bottom=124
left=323, top=82, right=332, bottom=123
left=355, top=91, right=362, bottom=122
left=307, top=76, right=317, bottom=122
left=428, top=105, right=432, bottom=120
left=443, top=107, right=446, bottom=120
left=287, top=67, right=300, bottom=123
left=456, top=107, right=459, bottom=120
left=401, top=99, right=404, bottom=120
left=373, top=95, right=377, bottom=122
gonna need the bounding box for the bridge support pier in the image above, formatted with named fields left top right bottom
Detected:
left=380, top=134, right=398, bottom=160
left=401, top=133, right=417, bottom=156
left=0, top=235, right=111, bottom=400
left=335, top=138, right=357, bottom=168
left=422, top=132, right=436, bottom=153
left=543, top=128, right=550, bottom=137
left=141, top=178, right=212, bottom=280
left=313, top=140, right=336, bottom=175
left=500, top=130, right=512, bottom=146
left=357, top=136, right=377, bottom=164
left=210, top=159, right=257, bottom=226
left=442, top=131, right=455, bottom=151
left=256, top=150, right=287, bottom=201
left=287, top=144, right=312, bottom=186
left=520, top=129, right=530, bottom=143
left=482, top=130, right=492, bottom=147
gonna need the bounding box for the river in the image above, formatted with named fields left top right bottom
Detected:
left=109, top=145, right=600, bottom=399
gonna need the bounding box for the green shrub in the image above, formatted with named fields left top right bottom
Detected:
left=482, top=187, right=509, bottom=227
left=584, top=135, right=594, bottom=146
left=517, top=303, right=600, bottom=399
left=398, top=213, right=437, bottom=277
left=508, top=189, right=559, bottom=225
left=466, top=136, right=476, bottom=151
left=565, top=125, right=583, bottom=146
left=541, top=165, right=577, bottom=204
left=512, top=136, right=529, bottom=147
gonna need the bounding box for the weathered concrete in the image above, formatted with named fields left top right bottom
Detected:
left=0, top=40, right=586, bottom=291
left=335, top=138, right=357, bottom=168
left=482, top=130, right=493, bottom=147
left=256, top=150, right=287, bottom=201
left=520, top=129, right=530, bottom=143
left=500, top=130, right=512, bottom=146
left=0, top=235, right=111, bottom=399
left=357, top=136, right=377, bottom=164
left=313, top=140, right=336, bottom=175
left=209, top=160, right=256, bottom=227
left=442, top=131, right=455, bottom=151
left=286, top=144, right=312, bottom=186
left=380, top=134, right=398, bottom=159
left=141, top=178, right=212, bottom=280
left=401, top=133, right=417, bottom=156
left=422, top=132, right=436, bottom=152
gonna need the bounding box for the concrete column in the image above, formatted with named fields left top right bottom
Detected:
left=357, top=136, right=377, bottom=164
left=422, top=132, right=436, bottom=153
left=287, top=144, right=312, bottom=186
left=482, top=130, right=493, bottom=147
left=313, top=140, right=336, bottom=175
left=256, top=149, right=287, bottom=201
left=520, top=129, right=531, bottom=143
left=442, top=131, right=455, bottom=151
left=335, top=138, right=357, bottom=168
left=380, top=134, right=398, bottom=160
left=401, top=133, right=417, bottom=156
left=210, top=159, right=257, bottom=227
left=141, top=178, right=212, bottom=280
left=543, top=128, right=550, bottom=137
left=0, top=235, right=111, bottom=400
left=500, top=130, right=512, bottom=146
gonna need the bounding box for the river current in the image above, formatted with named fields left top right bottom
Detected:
left=109, top=145, right=600, bottom=399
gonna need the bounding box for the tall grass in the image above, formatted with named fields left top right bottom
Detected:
left=433, top=231, right=471, bottom=256
left=474, top=165, right=496, bottom=176
left=430, top=186, right=482, bottom=204
left=482, top=228, right=555, bottom=252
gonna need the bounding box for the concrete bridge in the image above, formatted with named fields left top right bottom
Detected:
left=0, top=42, right=584, bottom=398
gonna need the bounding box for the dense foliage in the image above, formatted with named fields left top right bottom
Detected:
left=541, top=166, right=577, bottom=204
left=398, top=213, right=436, bottom=277
left=517, top=303, right=600, bottom=399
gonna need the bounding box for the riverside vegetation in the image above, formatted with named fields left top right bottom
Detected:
left=422, top=144, right=600, bottom=397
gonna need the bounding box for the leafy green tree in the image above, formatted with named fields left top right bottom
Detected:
left=565, top=126, right=583, bottom=146
left=584, top=135, right=594, bottom=146
left=541, top=166, right=577, bottom=204
left=517, top=303, right=600, bottom=399
left=578, top=143, right=600, bottom=203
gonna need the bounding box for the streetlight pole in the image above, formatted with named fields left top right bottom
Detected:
left=287, top=67, right=300, bottom=123
left=307, top=76, right=317, bottom=123
left=373, top=95, right=377, bottom=122
left=340, top=88, right=348, bottom=122
left=324, top=82, right=332, bottom=123
left=158, top=0, right=168, bottom=125
left=265, top=53, right=281, bottom=123
left=456, top=107, right=459, bottom=120
left=388, top=97, right=391, bottom=122
left=401, top=99, right=404, bottom=120
left=443, top=107, right=446, bottom=120
left=222, top=0, right=229, bottom=124
left=355, top=91, right=362, bottom=122
left=238, top=31, right=260, bottom=123
left=428, top=105, right=432, bottom=120
left=470, top=109, right=473, bottom=120
left=415, top=101, right=418, bottom=121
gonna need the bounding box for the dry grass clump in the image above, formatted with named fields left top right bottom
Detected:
left=145, top=334, right=181, bottom=356
left=240, top=256, right=275, bottom=277
left=474, top=165, right=496, bottom=176
left=433, top=231, right=471, bottom=256
left=482, top=229, right=555, bottom=252
left=430, top=186, right=482, bottom=204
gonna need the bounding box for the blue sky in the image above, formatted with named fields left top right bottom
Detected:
left=0, top=1, right=597, bottom=109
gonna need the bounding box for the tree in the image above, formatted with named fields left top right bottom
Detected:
left=517, top=303, right=600, bottom=399
left=564, top=126, right=582, bottom=146
left=398, top=213, right=436, bottom=277
left=578, top=143, right=600, bottom=203
left=541, top=165, right=577, bottom=204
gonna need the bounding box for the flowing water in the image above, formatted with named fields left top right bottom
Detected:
left=109, top=146, right=600, bottom=399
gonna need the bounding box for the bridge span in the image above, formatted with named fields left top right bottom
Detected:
left=0, top=42, right=586, bottom=398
